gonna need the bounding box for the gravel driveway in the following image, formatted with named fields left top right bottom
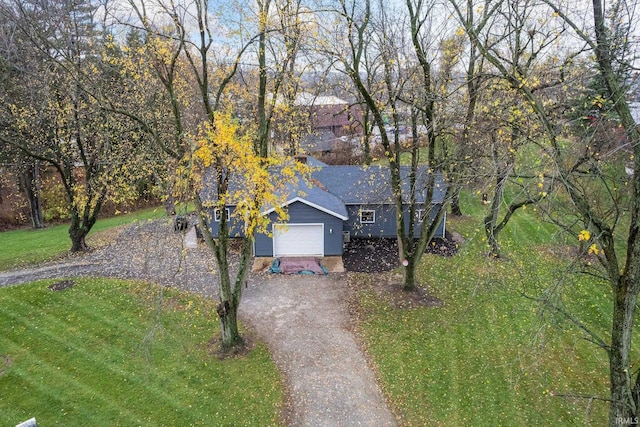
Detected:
left=242, top=273, right=396, bottom=426
left=0, top=217, right=397, bottom=426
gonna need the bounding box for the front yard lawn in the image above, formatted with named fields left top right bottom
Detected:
left=351, top=203, right=611, bottom=425
left=0, top=278, right=283, bottom=426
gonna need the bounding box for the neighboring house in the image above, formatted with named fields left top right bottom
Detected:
left=295, top=93, right=363, bottom=155
left=204, top=157, right=447, bottom=258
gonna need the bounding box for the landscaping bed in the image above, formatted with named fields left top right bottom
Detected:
left=342, top=233, right=459, bottom=273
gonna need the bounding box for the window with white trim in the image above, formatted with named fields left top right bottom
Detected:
left=360, top=209, right=375, bottom=224
left=416, top=209, right=426, bottom=222
left=214, top=208, right=230, bottom=222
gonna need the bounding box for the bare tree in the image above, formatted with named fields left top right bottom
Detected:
left=113, top=0, right=308, bottom=350
left=452, top=0, right=640, bottom=423
left=319, top=0, right=450, bottom=290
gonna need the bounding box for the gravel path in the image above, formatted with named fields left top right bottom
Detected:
left=241, top=273, right=396, bottom=427
left=0, top=218, right=220, bottom=297
left=0, top=218, right=397, bottom=426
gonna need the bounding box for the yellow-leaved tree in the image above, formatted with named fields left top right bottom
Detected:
left=190, top=111, right=306, bottom=347
left=109, top=0, right=310, bottom=350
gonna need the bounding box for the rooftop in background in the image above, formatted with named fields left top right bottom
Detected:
left=295, top=92, right=348, bottom=106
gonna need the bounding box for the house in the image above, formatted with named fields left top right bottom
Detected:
left=295, top=94, right=363, bottom=155
left=204, top=158, right=446, bottom=258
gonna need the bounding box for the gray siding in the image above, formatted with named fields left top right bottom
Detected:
left=206, top=201, right=445, bottom=257
left=407, top=204, right=445, bottom=238
left=254, top=201, right=344, bottom=257
left=345, top=203, right=445, bottom=239
left=205, top=206, right=245, bottom=238
left=345, top=204, right=397, bottom=237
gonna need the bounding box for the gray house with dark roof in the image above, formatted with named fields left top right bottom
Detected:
left=205, top=159, right=446, bottom=258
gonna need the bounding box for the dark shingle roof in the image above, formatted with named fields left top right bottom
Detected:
left=311, top=165, right=446, bottom=205
left=202, top=161, right=446, bottom=216
left=262, top=179, right=348, bottom=220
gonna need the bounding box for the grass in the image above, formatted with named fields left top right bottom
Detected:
left=371, top=147, right=431, bottom=166
left=0, top=278, right=283, bottom=426
left=0, top=207, right=167, bottom=271
left=353, top=191, right=614, bottom=426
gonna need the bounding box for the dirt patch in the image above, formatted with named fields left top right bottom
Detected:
left=343, top=233, right=459, bottom=273
left=0, top=355, right=12, bottom=377
left=48, top=279, right=75, bottom=291
left=377, top=282, right=444, bottom=309
left=206, top=333, right=257, bottom=360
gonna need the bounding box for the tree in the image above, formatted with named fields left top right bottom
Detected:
left=114, top=0, right=308, bottom=350
left=452, top=0, right=569, bottom=257
left=0, top=3, right=45, bottom=228
left=453, top=0, right=640, bottom=422
left=541, top=1, right=640, bottom=423
left=320, top=0, right=450, bottom=291
left=447, top=0, right=487, bottom=217
left=0, top=0, right=146, bottom=249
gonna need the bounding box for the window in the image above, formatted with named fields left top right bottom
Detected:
left=214, top=208, right=230, bottom=222
left=360, top=209, right=375, bottom=224
left=416, top=209, right=425, bottom=222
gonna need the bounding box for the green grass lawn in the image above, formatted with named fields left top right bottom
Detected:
left=0, top=278, right=283, bottom=426
left=0, top=207, right=167, bottom=271
left=354, top=192, right=613, bottom=426
left=371, top=147, right=431, bottom=166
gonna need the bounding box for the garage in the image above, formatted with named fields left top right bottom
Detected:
left=273, top=223, right=324, bottom=257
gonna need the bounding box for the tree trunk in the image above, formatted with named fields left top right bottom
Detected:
left=609, top=278, right=640, bottom=425
left=219, top=235, right=254, bottom=350
left=217, top=298, right=243, bottom=350
left=197, top=189, right=248, bottom=352
left=67, top=189, right=104, bottom=252
left=403, top=256, right=417, bottom=291
left=20, top=162, right=44, bottom=229
left=450, top=188, right=463, bottom=216
left=484, top=169, right=507, bottom=258
left=163, top=193, right=176, bottom=216
left=69, top=224, right=89, bottom=252
left=484, top=193, right=503, bottom=258
left=362, top=106, right=372, bottom=165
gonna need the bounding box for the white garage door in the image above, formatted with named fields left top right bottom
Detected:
left=273, top=223, right=324, bottom=257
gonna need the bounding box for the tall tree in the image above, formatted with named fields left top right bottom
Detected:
left=542, top=1, right=640, bottom=423
left=116, top=0, right=307, bottom=350
left=0, top=0, right=144, bottom=249
left=453, top=0, right=640, bottom=423
left=322, top=0, right=449, bottom=290
left=0, top=2, right=45, bottom=228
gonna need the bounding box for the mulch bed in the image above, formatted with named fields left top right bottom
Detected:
left=342, top=233, right=459, bottom=273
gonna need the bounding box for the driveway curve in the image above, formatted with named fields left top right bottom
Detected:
left=0, top=218, right=397, bottom=426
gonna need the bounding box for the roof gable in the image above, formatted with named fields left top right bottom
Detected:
left=262, top=196, right=348, bottom=220
left=261, top=180, right=348, bottom=220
